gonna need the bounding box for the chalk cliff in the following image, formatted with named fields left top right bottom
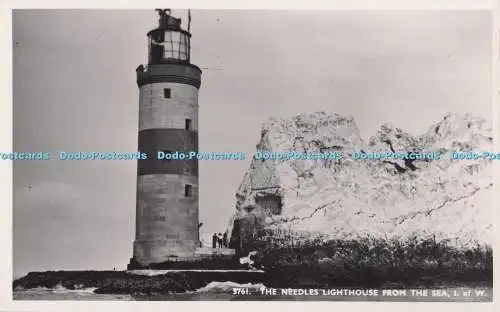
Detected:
left=228, top=112, right=493, bottom=249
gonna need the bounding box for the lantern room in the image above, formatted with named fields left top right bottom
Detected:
left=147, top=9, right=192, bottom=64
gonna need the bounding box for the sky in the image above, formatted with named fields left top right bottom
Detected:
left=12, top=9, right=492, bottom=277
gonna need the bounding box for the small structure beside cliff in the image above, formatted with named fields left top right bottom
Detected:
left=228, top=111, right=493, bottom=252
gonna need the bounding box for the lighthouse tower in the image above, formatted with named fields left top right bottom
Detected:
left=130, top=9, right=202, bottom=267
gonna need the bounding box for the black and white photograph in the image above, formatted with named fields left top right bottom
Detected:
left=3, top=2, right=496, bottom=304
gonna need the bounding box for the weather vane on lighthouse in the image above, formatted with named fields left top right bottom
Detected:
left=154, top=8, right=191, bottom=32
left=155, top=8, right=171, bottom=15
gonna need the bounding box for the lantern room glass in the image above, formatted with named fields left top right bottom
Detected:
left=148, top=30, right=190, bottom=63
left=164, top=31, right=189, bottom=61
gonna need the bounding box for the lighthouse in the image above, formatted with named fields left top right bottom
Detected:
left=130, top=9, right=202, bottom=267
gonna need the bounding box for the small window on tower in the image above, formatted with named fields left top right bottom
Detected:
left=185, top=118, right=192, bottom=130
left=185, top=184, right=193, bottom=197
left=163, top=88, right=171, bottom=98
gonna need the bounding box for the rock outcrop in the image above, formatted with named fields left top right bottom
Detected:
left=13, top=270, right=266, bottom=295
left=228, top=112, right=494, bottom=249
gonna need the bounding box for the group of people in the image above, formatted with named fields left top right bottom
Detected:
left=212, top=232, right=228, bottom=248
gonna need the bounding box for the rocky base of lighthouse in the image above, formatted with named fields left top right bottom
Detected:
left=127, top=247, right=239, bottom=270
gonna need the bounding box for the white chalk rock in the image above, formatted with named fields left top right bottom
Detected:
left=229, top=111, right=493, bottom=248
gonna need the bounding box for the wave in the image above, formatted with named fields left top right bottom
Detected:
left=14, top=284, right=97, bottom=294
left=195, top=281, right=266, bottom=293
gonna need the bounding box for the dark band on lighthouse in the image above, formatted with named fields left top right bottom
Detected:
left=136, top=63, right=202, bottom=89
left=137, top=129, right=199, bottom=176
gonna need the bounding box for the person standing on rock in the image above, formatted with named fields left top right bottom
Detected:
left=212, top=233, right=217, bottom=248
left=217, top=233, right=223, bottom=248
left=223, top=232, right=228, bottom=248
